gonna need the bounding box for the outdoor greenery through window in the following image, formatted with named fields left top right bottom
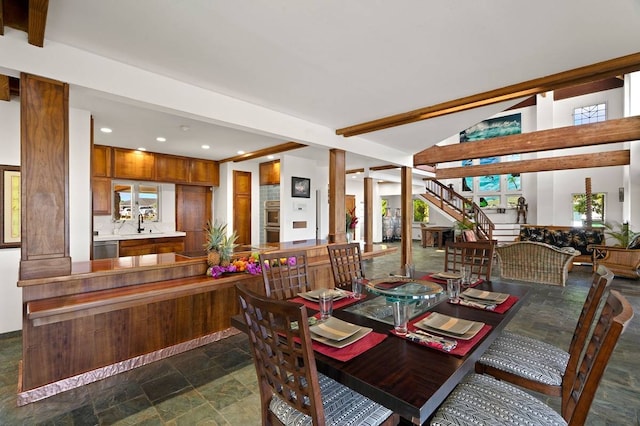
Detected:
left=573, top=103, right=606, bottom=125
left=572, top=193, right=605, bottom=227
left=413, top=199, right=429, bottom=222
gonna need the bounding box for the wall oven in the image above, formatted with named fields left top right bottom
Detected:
left=264, top=200, right=280, bottom=243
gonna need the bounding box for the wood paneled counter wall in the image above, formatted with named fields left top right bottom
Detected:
left=17, top=240, right=395, bottom=404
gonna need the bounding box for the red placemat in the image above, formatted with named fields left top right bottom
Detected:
left=449, top=295, right=519, bottom=314
left=312, top=331, right=387, bottom=362
left=289, top=295, right=361, bottom=311
left=396, top=311, right=492, bottom=357
left=421, top=274, right=484, bottom=288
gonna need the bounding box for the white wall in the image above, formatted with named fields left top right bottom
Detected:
left=0, top=101, right=92, bottom=334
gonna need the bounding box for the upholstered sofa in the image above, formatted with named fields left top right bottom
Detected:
left=495, top=241, right=581, bottom=286
left=517, top=225, right=604, bottom=265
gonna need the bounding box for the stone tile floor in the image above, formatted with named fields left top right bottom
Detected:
left=1, top=241, right=638, bottom=425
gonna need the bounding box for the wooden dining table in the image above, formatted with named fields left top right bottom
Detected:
left=233, top=279, right=529, bottom=425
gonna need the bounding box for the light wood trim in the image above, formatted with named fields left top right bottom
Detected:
left=434, top=150, right=630, bottom=179
left=0, top=74, right=9, bottom=101
left=27, top=0, right=48, bottom=47
left=336, top=52, right=640, bottom=137
left=415, top=116, right=640, bottom=166
left=218, top=141, right=306, bottom=163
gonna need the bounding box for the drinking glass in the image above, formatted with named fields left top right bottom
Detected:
left=351, top=277, right=363, bottom=299
left=392, top=301, right=410, bottom=335
left=447, top=279, right=461, bottom=302
left=404, top=263, right=415, bottom=279
left=460, top=266, right=473, bottom=288
left=319, top=291, right=333, bottom=320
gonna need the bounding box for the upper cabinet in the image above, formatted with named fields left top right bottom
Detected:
left=93, top=145, right=112, bottom=177
left=113, top=148, right=155, bottom=180
left=156, top=154, right=190, bottom=183
left=260, top=160, right=280, bottom=185
left=190, top=158, right=220, bottom=186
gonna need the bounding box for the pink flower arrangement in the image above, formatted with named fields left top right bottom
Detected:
left=346, top=207, right=358, bottom=230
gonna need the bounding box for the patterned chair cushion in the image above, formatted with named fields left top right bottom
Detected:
left=269, top=372, right=393, bottom=426
left=478, top=331, right=569, bottom=386
left=430, top=373, right=567, bottom=426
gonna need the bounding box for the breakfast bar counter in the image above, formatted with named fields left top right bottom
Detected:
left=16, top=240, right=395, bottom=405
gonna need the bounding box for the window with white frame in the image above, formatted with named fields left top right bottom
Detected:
left=573, top=103, right=606, bottom=125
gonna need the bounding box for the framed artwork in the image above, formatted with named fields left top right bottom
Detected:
left=291, top=176, right=311, bottom=198
left=1, top=165, right=20, bottom=248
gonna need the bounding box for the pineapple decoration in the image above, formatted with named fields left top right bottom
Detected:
left=204, top=221, right=236, bottom=266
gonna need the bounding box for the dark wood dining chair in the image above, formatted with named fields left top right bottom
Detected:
left=475, top=266, right=614, bottom=397
left=236, top=285, right=397, bottom=426
left=327, top=242, right=365, bottom=289
left=259, top=250, right=312, bottom=300
left=444, top=240, right=496, bottom=283
left=430, top=289, right=633, bottom=426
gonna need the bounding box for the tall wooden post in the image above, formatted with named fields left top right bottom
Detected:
left=364, top=176, right=373, bottom=252
left=328, top=149, right=346, bottom=243
left=19, top=73, right=71, bottom=280
left=585, top=177, right=593, bottom=227
left=400, top=166, right=412, bottom=266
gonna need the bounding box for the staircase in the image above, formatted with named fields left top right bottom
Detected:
left=422, top=178, right=494, bottom=241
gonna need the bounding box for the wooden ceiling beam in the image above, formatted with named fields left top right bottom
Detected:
left=434, top=150, right=630, bottom=179
left=218, top=141, right=306, bottom=163
left=336, top=52, right=640, bottom=137
left=28, top=0, right=48, bottom=47
left=414, top=116, right=640, bottom=166
left=0, top=75, right=9, bottom=101
left=0, top=0, right=4, bottom=36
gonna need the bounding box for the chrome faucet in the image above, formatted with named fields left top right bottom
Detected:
left=137, top=214, right=145, bottom=233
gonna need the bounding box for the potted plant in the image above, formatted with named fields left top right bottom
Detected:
left=603, top=221, right=639, bottom=247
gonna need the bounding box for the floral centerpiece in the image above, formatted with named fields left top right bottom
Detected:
left=207, top=252, right=262, bottom=278
left=346, top=207, right=358, bottom=231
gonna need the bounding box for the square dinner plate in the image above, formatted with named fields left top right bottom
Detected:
left=462, top=288, right=509, bottom=304
left=416, top=312, right=475, bottom=335
left=433, top=271, right=462, bottom=279
left=298, top=288, right=347, bottom=302
left=415, top=317, right=484, bottom=340
left=309, top=316, right=361, bottom=341
left=311, top=326, right=373, bottom=348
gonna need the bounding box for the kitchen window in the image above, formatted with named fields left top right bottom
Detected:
left=113, top=181, right=160, bottom=222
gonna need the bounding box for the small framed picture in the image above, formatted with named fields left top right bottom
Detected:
left=291, top=176, right=311, bottom=198
left=1, top=165, right=21, bottom=248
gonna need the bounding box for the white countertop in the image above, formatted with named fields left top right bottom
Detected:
left=94, top=231, right=186, bottom=242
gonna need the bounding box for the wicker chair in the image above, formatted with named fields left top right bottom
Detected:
left=236, top=285, right=396, bottom=426
left=259, top=250, right=311, bottom=300
left=327, top=242, right=365, bottom=289
left=444, top=240, right=496, bottom=283
left=431, top=289, right=633, bottom=426
left=475, top=266, right=614, bottom=397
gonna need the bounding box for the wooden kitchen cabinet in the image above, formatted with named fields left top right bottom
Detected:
left=156, top=154, right=190, bottom=183
left=93, top=145, right=112, bottom=177
left=119, top=236, right=185, bottom=257
left=92, top=177, right=112, bottom=215
left=189, top=158, right=219, bottom=186
left=259, top=160, right=280, bottom=185
left=113, top=148, right=155, bottom=180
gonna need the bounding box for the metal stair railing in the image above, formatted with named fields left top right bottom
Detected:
left=423, top=178, right=494, bottom=241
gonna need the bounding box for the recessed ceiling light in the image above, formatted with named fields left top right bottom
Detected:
left=100, top=127, right=112, bottom=133
left=201, top=145, right=210, bottom=149
left=267, top=155, right=274, bottom=159
left=137, top=147, right=147, bottom=151
left=156, top=137, right=166, bottom=142
left=237, top=150, right=245, bottom=155
left=180, top=125, right=190, bottom=132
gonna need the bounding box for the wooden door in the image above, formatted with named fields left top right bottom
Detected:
left=233, top=171, right=251, bottom=245
left=176, top=185, right=212, bottom=253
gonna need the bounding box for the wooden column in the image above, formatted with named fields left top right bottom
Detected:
left=19, top=73, right=71, bottom=280
left=364, top=176, right=373, bottom=252
left=328, top=149, right=346, bottom=243
left=400, top=166, right=412, bottom=266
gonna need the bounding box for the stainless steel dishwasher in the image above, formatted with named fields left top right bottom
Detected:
left=93, top=240, right=118, bottom=259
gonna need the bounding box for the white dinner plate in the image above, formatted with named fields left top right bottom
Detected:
left=298, top=288, right=347, bottom=302
left=462, top=288, right=509, bottom=303
left=309, top=316, right=361, bottom=341
left=311, top=326, right=373, bottom=348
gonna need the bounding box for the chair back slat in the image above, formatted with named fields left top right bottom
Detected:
left=259, top=250, right=311, bottom=300
left=444, top=240, right=496, bottom=283
left=563, top=290, right=633, bottom=425
left=237, top=285, right=325, bottom=424
left=327, top=243, right=365, bottom=289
